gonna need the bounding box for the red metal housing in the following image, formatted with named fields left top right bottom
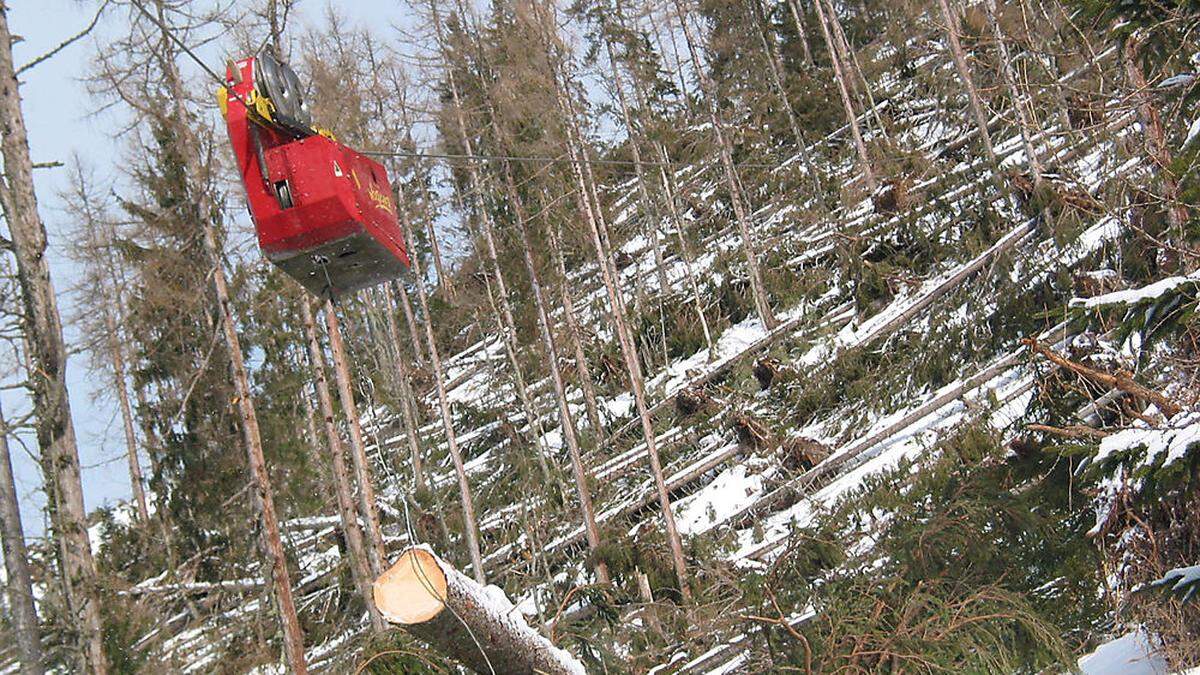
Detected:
left=221, top=57, right=410, bottom=298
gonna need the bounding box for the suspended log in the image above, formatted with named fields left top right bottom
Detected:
left=374, top=547, right=585, bottom=675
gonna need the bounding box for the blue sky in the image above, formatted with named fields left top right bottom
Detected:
left=3, top=0, right=410, bottom=534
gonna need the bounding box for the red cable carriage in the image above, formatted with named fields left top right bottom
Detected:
left=219, top=54, right=409, bottom=298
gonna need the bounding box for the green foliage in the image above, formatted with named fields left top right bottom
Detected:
left=742, top=425, right=1104, bottom=671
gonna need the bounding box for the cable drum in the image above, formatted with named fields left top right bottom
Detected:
left=254, top=53, right=312, bottom=136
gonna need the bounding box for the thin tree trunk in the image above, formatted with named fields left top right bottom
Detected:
left=297, top=296, right=376, bottom=629
left=608, top=3, right=716, bottom=359
left=477, top=272, right=556, bottom=484
left=750, top=0, right=806, bottom=148
left=398, top=195, right=486, bottom=585
left=0, top=402, right=45, bottom=675
left=102, top=306, right=150, bottom=524
left=0, top=8, right=107, bottom=671
left=654, top=143, right=717, bottom=360
left=603, top=38, right=673, bottom=296
left=153, top=3, right=307, bottom=666
left=936, top=0, right=998, bottom=167
left=322, top=304, right=387, bottom=577
left=393, top=279, right=428, bottom=370
left=381, top=285, right=428, bottom=491
left=538, top=17, right=691, bottom=596
left=671, top=0, right=777, bottom=329
left=299, top=299, right=382, bottom=632
left=427, top=1, right=558, bottom=479
left=811, top=0, right=876, bottom=191
left=1122, top=32, right=1187, bottom=246
left=546, top=211, right=608, bottom=438
left=824, top=0, right=890, bottom=145
left=497, top=160, right=609, bottom=584
left=785, top=0, right=815, bottom=67
left=984, top=0, right=1044, bottom=185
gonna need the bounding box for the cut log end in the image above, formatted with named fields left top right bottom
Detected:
left=373, top=548, right=447, bottom=625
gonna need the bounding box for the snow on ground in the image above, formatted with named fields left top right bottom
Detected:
left=672, top=461, right=768, bottom=536
left=1077, top=630, right=1167, bottom=675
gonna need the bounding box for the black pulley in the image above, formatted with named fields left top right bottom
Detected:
left=255, top=53, right=313, bottom=137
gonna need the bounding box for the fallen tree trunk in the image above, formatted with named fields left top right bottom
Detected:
left=373, top=548, right=585, bottom=675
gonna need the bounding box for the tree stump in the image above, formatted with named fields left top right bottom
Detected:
left=675, top=386, right=713, bottom=416
left=731, top=412, right=775, bottom=450
left=753, top=357, right=798, bottom=390
left=781, top=436, right=831, bottom=471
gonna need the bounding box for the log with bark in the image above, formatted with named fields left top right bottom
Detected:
left=373, top=547, right=585, bottom=675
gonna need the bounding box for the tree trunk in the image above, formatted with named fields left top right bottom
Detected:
left=671, top=0, right=778, bottom=330
left=983, top=0, right=1044, bottom=186
left=811, top=0, right=876, bottom=191
left=546, top=212, right=608, bottom=438
left=381, top=284, right=429, bottom=491
left=936, top=0, right=998, bottom=167
left=785, top=0, right=815, bottom=67
left=540, top=22, right=692, bottom=597
left=393, top=278, right=428, bottom=370
left=750, top=0, right=806, bottom=148
left=427, top=2, right=559, bottom=479
left=602, top=38, right=672, bottom=294
left=322, top=303, right=387, bottom=577
left=607, top=2, right=716, bottom=360
left=498, top=162, right=609, bottom=584
left=0, top=402, right=45, bottom=675
left=299, top=299, right=382, bottom=632
left=398, top=195, right=486, bottom=585
left=373, top=548, right=585, bottom=675
left=102, top=304, right=150, bottom=524
left=824, top=0, right=889, bottom=145
left=0, top=7, right=107, bottom=671
left=151, top=3, right=307, bottom=666
left=1122, top=32, right=1188, bottom=250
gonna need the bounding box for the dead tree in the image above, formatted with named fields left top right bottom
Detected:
left=811, top=0, right=876, bottom=192
left=0, top=7, right=107, bottom=671
left=0, top=402, right=45, bottom=675
left=671, top=0, right=778, bottom=330
left=397, top=192, right=487, bottom=585
left=536, top=0, right=693, bottom=598
left=983, top=0, right=1044, bottom=189
left=146, top=3, right=307, bottom=667
left=299, top=298, right=381, bottom=632
left=323, top=303, right=387, bottom=576
left=497, top=157, right=609, bottom=584
left=936, top=0, right=998, bottom=167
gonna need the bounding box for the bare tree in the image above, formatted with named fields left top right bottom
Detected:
left=811, top=0, right=876, bottom=191
left=145, top=2, right=308, bottom=668
left=0, top=400, right=44, bottom=674
left=936, top=0, right=998, bottom=167
left=322, top=303, right=387, bottom=576
left=398, top=192, right=486, bottom=584
left=534, top=0, right=692, bottom=597
left=0, top=6, right=107, bottom=671
left=670, top=0, right=778, bottom=330
left=299, top=297, right=382, bottom=632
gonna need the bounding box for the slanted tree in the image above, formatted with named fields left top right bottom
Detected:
left=670, top=0, right=778, bottom=330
